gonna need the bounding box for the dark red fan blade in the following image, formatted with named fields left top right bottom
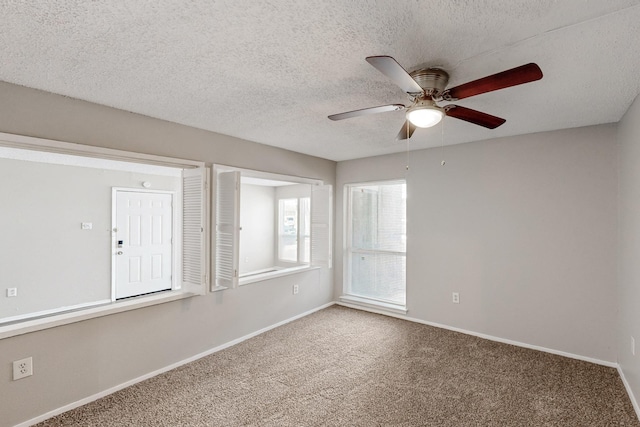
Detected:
left=444, top=105, right=506, bottom=129
left=444, top=63, right=542, bottom=100
left=396, top=120, right=417, bottom=140
left=328, top=104, right=405, bottom=121
left=366, top=56, right=424, bottom=95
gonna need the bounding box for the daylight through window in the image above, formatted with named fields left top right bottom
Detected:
left=345, top=180, right=406, bottom=306
left=215, top=166, right=331, bottom=288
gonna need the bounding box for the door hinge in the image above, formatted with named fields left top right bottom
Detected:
left=204, top=274, right=209, bottom=284
left=234, top=269, right=238, bottom=278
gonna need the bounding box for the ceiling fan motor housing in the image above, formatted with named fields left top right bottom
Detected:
left=328, top=56, right=542, bottom=134
left=409, top=68, right=450, bottom=97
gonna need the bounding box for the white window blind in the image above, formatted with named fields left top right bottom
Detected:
left=311, top=184, right=332, bottom=268
left=300, top=197, right=311, bottom=263
left=215, top=170, right=240, bottom=288
left=181, top=167, right=208, bottom=295
left=346, top=181, right=406, bottom=305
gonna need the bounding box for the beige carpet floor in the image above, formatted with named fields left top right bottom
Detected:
left=37, top=305, right=639, bottom=426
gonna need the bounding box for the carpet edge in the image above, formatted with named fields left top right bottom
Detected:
left=14, top=301, right=336, bottom=427
left=619, top=365, right=640, bottom=422
left=336, top=302, right=617, bottom=367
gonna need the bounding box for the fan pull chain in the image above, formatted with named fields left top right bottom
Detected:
left=405, top=121, right=410, bottom=172
left=440, top=118, right=446, bottom=166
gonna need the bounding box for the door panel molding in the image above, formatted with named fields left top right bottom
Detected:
left=111, top=188, right=177, bottom=300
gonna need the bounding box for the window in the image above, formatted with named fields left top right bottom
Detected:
left=345, top=180, right=406, bottom=307
left=215, top=165, right=331, bottom=288
left=278, top=197, right=310, bottom=263
left=278, top=198, right=299, bottom=262
left=0, top=132, right=209, bottom=336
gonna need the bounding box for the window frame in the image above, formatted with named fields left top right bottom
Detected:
left=343, top=179, right=407, bottom=310
left=0, top=131, right=210, bottom=339
left=214, top=164, right=331, bottom=288
left=277, top=197, right=300, bottom=263
left=277, top=196, right=311, bottom=265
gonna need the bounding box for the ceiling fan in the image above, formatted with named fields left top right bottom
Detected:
left=328, top=56, right=543, bottom=140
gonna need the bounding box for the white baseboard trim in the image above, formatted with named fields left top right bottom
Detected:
left=340, top=302, right=639, bottom=423
left=336, top=302, right=617, bottom=368
left=338, top=295, right=407, bottom=315
left=618, top=365, right=640, bottom=421
left=16, top=301, right=336, bottom=427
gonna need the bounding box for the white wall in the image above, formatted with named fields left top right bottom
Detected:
left=0, top=157, right=180, bottom=320
left=336, top=124, right=618, bottom=362
left=274, top=183, right=311, bottom=200
left=0, top=81, right=336, bottom=427
left=239, top=183, right=275, bottom=274
left=618, top=93, right=640, bottom=407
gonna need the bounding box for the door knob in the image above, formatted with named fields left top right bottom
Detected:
left=117, top=251, right=123, bottom=255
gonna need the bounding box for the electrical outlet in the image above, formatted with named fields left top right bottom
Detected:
left=632, top=336, right=636, bottom=356
left=7, top=287, right=17, bottom=297
left=13, top=357, right=33, bottom=380
left=452, top=292, right=460, bottom=304
left=81, top=222, right=93, bottom=230
left=293, top=284, right=299, bottom=295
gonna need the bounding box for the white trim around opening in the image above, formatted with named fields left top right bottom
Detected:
left=0, top=131, right=209, bottom=340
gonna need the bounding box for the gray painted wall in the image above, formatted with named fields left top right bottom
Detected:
left=0, top=76, right=633, bottom=425
left=0, top=157, right=180, bottom=320
left=618, top=93, right=640, bottom=406
left=0, top=81, right=336, bottom=427
left=336, top=124, right=618, bottom=362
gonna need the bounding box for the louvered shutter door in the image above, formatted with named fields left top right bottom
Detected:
left=311, top=184, right=332, bottom=268
left=215, top=170, right=240, bottom=288
left=182, top=167, right=207, bottom=294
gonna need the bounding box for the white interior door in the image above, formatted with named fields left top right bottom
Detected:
left=114, top=191, right=173, bottom=299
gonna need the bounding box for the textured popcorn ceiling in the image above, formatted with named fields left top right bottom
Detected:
left=0, top=1, right=639, bottom=161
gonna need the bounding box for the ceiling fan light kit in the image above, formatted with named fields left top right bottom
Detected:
left=329, top=56, right=543, bottom=140
left=406, top=100, right=444, bottom=128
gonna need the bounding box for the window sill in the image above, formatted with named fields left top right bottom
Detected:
left=239, top=265, right=319, bottom=286
left=0, top=290, right=198, bottom=340
left=338, top=295, right=407, bottom=315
